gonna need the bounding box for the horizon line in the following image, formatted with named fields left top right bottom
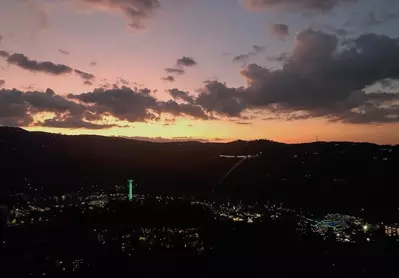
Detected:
left=0, top=126, right=397, bottom=146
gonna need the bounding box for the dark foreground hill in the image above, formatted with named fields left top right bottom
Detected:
left=0, top=127, right=272, bottom=195
left=0, top=127, right=398, bottom=218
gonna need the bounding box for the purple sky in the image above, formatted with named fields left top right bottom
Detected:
left=0, top=0, right=398, bottom=144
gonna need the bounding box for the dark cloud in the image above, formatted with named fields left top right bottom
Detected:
left=38, top=116, right=118, bottom=130
left=291, top=29, right=338, bottom=71
left=74, top=69, right=95, bottom=80
left=68, top=86, right=158, bottom=122
left=253, top=45, right=266, bottom=52
left=22, top=85, right=37, bottom=91
left=118, top=78, right=129, bottom=86
left=235, top=121, right=252, bottom=125
left=164, top=57, right=197, bottom=82
left=69, top=86, right=210, bottom=121
left=90, top=61, right=97, bottom=67
left=233, top=54, right=251, bottom=66
left=176, top=56, right=197, bottom=67
left=0, top=34, right=3, bottom=43
left=0, top=80, right=5, bottom=87
left=189, top=29, right=399, bottom=123
left=99, top=81, right=112, bottom=89
left=331, top=103, right=399, bottom=124
left=121, top=0, right=161, bottom=29
left=139, top=87, right=151, bottom=95
left=232, top=45, right=266, bottom=66
left=268, top=24, right=289, bottom=39
left=58, top=49, right=70, bottom=55
left=165, top=67, right=185, bottom=75
left=238, top=29, right=399, bottom=123
left=162, top=76, right=175, bottom=82
left=0, top=85, right=211, bottom=129
left=0, top=51, right=98, bottom=83
left=195, top=81, right=246, bottom=117
left=5, top=53, right=73, bottom=75
left=23, top=88, right=86, bottom=115
left=0, top=50, right=9, bottom=58
left=310, top=23, right=350, bottom=36
left=168, top=88, right=194, bottom=103
left=155, top=100, right=209, bottom=120
left=243, top=0, right=360, bottom=12
left=326, top=27, right=349, bottom=36
left=72, top=0, right=161, bottom=29
left=0, top=87, right=87, bottom=127
left=84, top=80, right=93, bottom=86
left=0, top=89, right=33, bottom=126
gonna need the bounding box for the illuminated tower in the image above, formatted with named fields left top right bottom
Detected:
left=128, top=180, right=134, bottom=201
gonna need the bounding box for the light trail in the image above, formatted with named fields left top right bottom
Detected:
left=219, top=157, right=248, bottom=185
left=212, top=152, right=262, bottom=194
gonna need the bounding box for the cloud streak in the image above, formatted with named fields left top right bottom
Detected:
left=168, top=89, right=194, bottom=104
left=0, top=51, right=96, bottom=83
left=69, top=0, right=161, bottom=29
left=38, top=116, right=118, bottom=129
left=232, top=45, right=266, bottom=66
left=162, top=56, right=198, bottom=81
left=74, top=69, right=95, bottom=80
left=6, top=53, right=73, bottom=75
left=242, top=0, right=360, bottom=12
left=165, top=68, right=185, bottom=75
left=58, top=49, right=70, bottom=55
left=162, top=76, right=175, bottom=82
left=268, top=24, right=289, bottom=40
left=176, top=56, right=197, bottom=67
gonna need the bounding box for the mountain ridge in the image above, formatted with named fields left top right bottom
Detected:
left=0, top=126, right=398, bottom=220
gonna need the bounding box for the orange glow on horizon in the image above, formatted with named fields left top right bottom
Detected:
left=23, top=117, right=399, bottom=145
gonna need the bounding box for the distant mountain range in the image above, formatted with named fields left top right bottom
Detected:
left=0, top=127, right=398, bottom=220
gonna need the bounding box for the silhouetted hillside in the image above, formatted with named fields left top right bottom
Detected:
left=1, top=127, right=398, bottom=219
left=221, top=141, right=399, bottom=221
left=0, top=127, right=273, bottom=196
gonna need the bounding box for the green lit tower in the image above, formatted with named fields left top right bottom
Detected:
left=128, top=180, right=134, bottom=201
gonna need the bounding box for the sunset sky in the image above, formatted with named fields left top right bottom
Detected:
left=0, top=0, right=399, bottom=144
